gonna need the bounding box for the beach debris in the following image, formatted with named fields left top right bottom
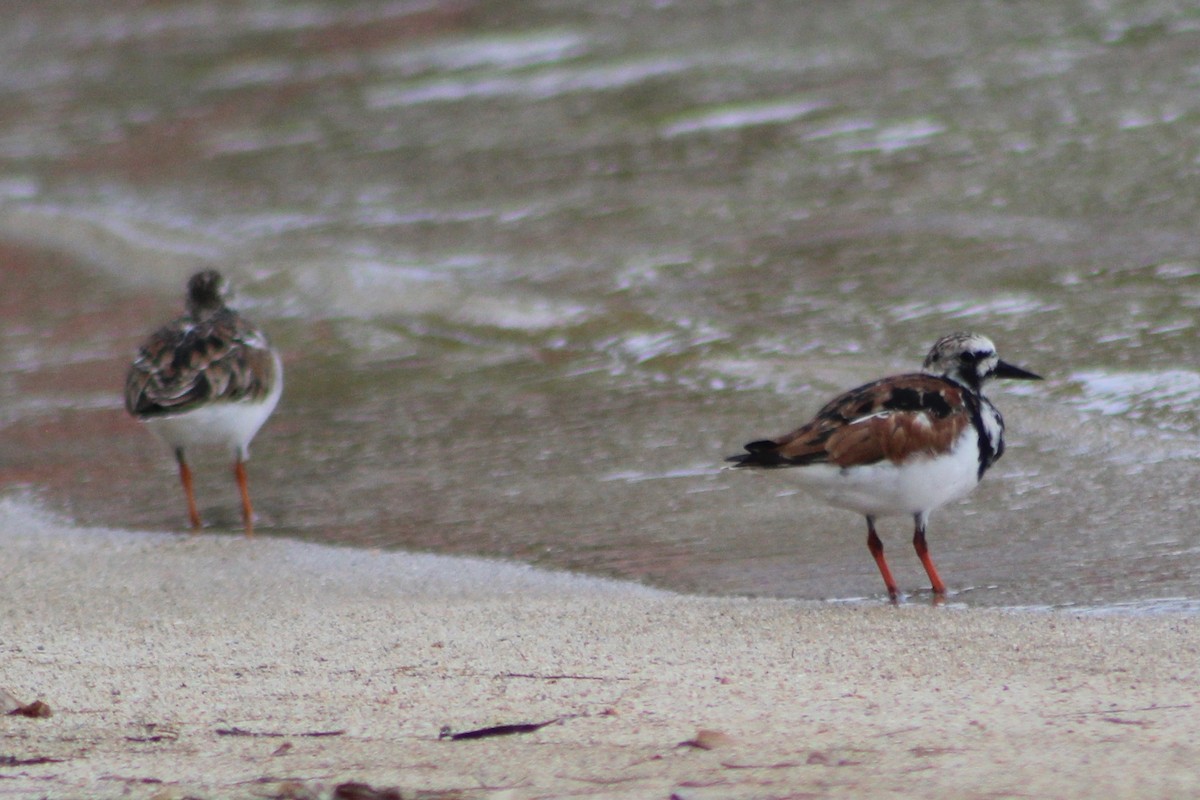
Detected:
left=909, top=745, right=967, bottom=757
left=805, top=749, right=864, bottom=766
left=439, top=717, right=561, bottom=741
left=6, top=699, right=52, bottom=718
left=1101, top=717, right=1152, bottom=727
left=499, top=672, right=626, bottom=681
left=261, top=780, right=320, bottom=800
left=679, top=729, right=735, bottom=750
left=214, top=727, right=345, bottom=738
left=216, top=726, right=272, bottom=737
left=0, top=689, right=51, bottom=718
left=0, top=755, right=64, bottom=766
left=719, top=759, right=804, bottom=770
left=1047, top=702, right=1192, bottom=718
left=126, top=723, right=179, bottom=743
left=332, top=781, right=404, bottom=800
left=271, top=741, right=294, bottom=756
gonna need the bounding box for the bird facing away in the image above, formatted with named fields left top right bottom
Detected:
left=726, top=332, right=1041, bottom=600
left=125, top=270, right=283, bottom=536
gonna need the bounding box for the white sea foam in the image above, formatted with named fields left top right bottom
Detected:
left=0, top=202, right=591, bottom=333
left=1070, top=369, right=1200, bottom=419
left=0, top=202, right=231, bottom=287
left=888, top=293, right=1059, bottom=323
left=366, top=55, right=694, bottom=107
left=832, top=118, right=947, bottom=154
left=376, top=30, right=589, bottom=75
left=660, top=98, right=827, bottom=137
left=0, top=495, right=667, bottom=601
left=279, top=258, right=592, bottom=331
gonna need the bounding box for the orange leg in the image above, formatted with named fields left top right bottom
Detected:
left=175, top=448, right=202, bottom=531
left=865, top=516, right=899, bottom=601
left=912, top=516, right=946, bottom=596
left=234, top=457, right=254, bottom=537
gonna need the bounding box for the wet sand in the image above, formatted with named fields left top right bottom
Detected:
left=3, top=508, right=1199, bottom=799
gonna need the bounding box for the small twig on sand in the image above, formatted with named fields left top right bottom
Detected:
left=499, top=672, right=628, bottom=681
left=214, top=727, right=346, bottom=738
left=440, top=717, right=563, bottom=741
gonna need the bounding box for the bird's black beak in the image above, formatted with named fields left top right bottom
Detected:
left=993, top=360, right=1042, bottom=381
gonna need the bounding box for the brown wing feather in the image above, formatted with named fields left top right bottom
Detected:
left=125, top=309, right=277, bottom=418
left=729, top=374, right=971, bottom=468
left=824, top=409, right=968, bottom=466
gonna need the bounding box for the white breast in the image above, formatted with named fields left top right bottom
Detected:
left=785, top=426, right=982, bottom=518
left=143, top=351, right=283, bottom=460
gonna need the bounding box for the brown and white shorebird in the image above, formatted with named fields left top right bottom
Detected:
left=125, top=270, right=283, bottom=536
left=726, top=332, right=1041, bottom=600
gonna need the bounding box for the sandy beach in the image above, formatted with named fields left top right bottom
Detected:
left=2, top=499, right=1198, bottom=800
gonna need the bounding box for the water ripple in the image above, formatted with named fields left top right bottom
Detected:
left=1070, top=369, right=1200, bottom=425
left=366, top=55, right=696, bottom=107
left=660, top=97, right=827, bottom=137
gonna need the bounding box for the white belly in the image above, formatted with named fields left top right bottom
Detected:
left=786, top=428, right=982, bottom=518
left=143, top=355, right=283, bottom=459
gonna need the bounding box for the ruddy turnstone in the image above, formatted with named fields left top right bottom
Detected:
left=726, top=332, right=1041, bottom=600
left=125, top=270, right=283, bottom=536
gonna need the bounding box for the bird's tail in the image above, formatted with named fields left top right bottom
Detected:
left=724, top=440, right=788, bottom=468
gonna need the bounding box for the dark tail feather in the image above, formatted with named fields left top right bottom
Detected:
left=725, top=440, right=786, bottom=467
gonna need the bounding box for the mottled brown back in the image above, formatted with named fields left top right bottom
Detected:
left=728, top=373, right=973, bottom=469
left=125, top=309, right=278, bottom=418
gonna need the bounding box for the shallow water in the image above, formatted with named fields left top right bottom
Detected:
left=1, top=1, right=1199, bottom=610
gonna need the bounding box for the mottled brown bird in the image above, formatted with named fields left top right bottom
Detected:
left=126, top=270, right=282, bottom=536
left=728, top=332, right=1040, bottom=600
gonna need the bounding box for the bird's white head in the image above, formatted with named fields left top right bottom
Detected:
left=922, top=331, right=1042, bottom=391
